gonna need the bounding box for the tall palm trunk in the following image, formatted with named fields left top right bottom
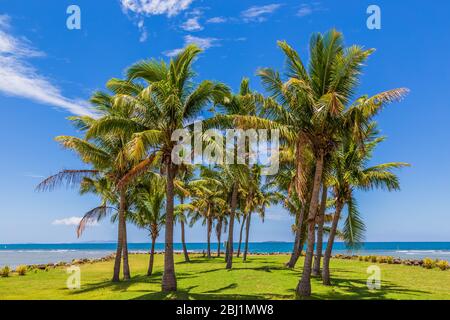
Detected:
left=242, top=212, right=252, bottom=261
left=207, top=216, right=212, bottom=258
left=180, top=220, right=190, bottom=262
left=322, top=200, right=344, bottom=285
left=236, top=215, right=247, bottom=258
left=216, top=218, right=222, bottom=257
left=122, top=210, right=131, bottom=280
left=180, top=197, right=190, bottom=262
left=312, top=185, right=328, bottom=276
left=296, top=152, right=325, bottom=298
left=286, top=206, right=305, bottom=268
left=148, top=234, right=156, bottom=276
left=225, top=240, right=229, bottom=262
left=162, top=162, right=177, bottom=292
left=112, top=189, right=126, bottom=282
left=226, top=183, right=238, bottom=269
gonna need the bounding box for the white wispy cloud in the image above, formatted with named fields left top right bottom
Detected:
left=52, top=216, right=99, bottom=227
left=206, top=16, right=227, bottom=24
left=120, top=1, right=196, bottom=42
left=0, top=15, right=93, bottom=116
left=164, top=35, right=220, bottom=57
left=241, top=4, right=282, bottom=22
left=120, top=0, right=195, bottom=17
left=137, top=19, right=148, bottom=42
left=181, top=17, right=203, bottom=31
left=296, top=2, right=325, bottom=17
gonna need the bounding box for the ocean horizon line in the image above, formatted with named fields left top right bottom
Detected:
left=2, top=241, right=450, bottom=245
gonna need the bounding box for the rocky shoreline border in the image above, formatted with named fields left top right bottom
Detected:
left=11, top=251, right=448, bottom=273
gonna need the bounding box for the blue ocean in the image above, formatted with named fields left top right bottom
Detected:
left=1, top=242, right=449, bottom=267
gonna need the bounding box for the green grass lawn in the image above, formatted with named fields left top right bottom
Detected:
left=0, top=254, right=449, bottom=300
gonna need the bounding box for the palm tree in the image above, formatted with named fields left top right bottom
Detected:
left=187, top=181, right=226, bottom=258
left=242, top=167, right=279, bottom=261
left=236, top=210, right=246, bottom=258
left=37, top=88, right=147, bottom=282
left=214, top=209, right=228, bottom=257
left=175, top=165, right=196, bottom=262
left=322, top=124, right=409, bottom=285
left=206, top=78, right=266, bottom=268
left=129, top=175, right=166, bottom=276
left=86, top=45, right=229, bottom=291
left=200, top=165, right=248, bottom=269
left=249, top=30, right=408, bottom=297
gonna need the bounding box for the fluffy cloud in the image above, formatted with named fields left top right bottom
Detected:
left=164, top=35, right=220, bottom=57
left=0, top=15, right=93, bottom=116
left=52, top=217, right=99, bottom=227
left=120, top=0, right=195, bottom=17
left=241, top=4, right=282, bottom=22
left=181, top=17, right=203, bottom=31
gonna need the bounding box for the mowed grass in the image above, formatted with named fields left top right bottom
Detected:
left=0, top=254, right=449, bottom=300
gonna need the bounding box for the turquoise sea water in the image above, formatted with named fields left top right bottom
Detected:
left=1, top=242, right=449, bottom=267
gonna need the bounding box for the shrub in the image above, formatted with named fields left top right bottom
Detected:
left=370, top=256, right=377, bottom=263
left=422, top=258, right=435, bottom=269
left=386, top=256, right=394, bottom=264
left=436, top=260, right=449, bottom=271
left=377, top=256, right=387, bottom=263
left=16, top=265, right=27, bottom=276
left=358, top=256, right=364, bottom=261
left=0, top=266, right=10, bottom=277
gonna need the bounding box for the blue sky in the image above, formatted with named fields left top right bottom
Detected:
left=0, top=0, right=449, bottom=244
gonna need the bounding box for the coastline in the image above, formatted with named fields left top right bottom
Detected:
left=3, top=251, right=449, bottom=274
left=1, top=243, right=450, bottom=268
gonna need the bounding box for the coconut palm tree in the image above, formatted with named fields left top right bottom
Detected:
left=247, top=30, right=409, bottom=297
left=129, top=175, right=166, bottom=276
left=199, top=165, right=248, bottom=269
left=312, top=183, right=329, bottom=276
left=175, top=165, right=196, bottom=262
left=322, top=124, right=409, bottom=285
left=36, top=88, right=149, bottom=282
left=187, top=181, right=227, bottom=258
left=236, top=209, right=247, bottom=258
left=214, top=209, right=228, bottom=257
left=85, top=45, right=229, bottom=291
left=242, top=167, right=280, bottom=261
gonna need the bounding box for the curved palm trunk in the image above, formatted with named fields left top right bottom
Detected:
left=286, top=206, right=306, bottom=268
left=296, top=152, right=324, bottom=298
left=162, top=163, right=177, bottom=292
left=242, top=212, right=252, bottom=261
left=226, top=183, right=238, bottom=269
left=180, top=221, right=190, bottom=262
left=236, top=215, right=247, bottom=258
left=122, top=213, right=131, bottom=280
left=148, top=234, right=156, bottom=276
left=112, top=189, right=126, bottom=282
left=207, top=217, right=212, bottom=258
left=322, top=201, right=343, bottom=286
left=312, top=186, right=328, bottom=276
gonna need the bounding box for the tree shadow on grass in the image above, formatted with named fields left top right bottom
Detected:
left=309, top=276, right=432, bottom=300
left=64, top=257, right=434, bottom=300
left=132, top=284, right=293, bottom=300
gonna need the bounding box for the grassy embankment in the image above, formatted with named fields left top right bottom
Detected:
left=0, top=254, right=449, bottom=300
